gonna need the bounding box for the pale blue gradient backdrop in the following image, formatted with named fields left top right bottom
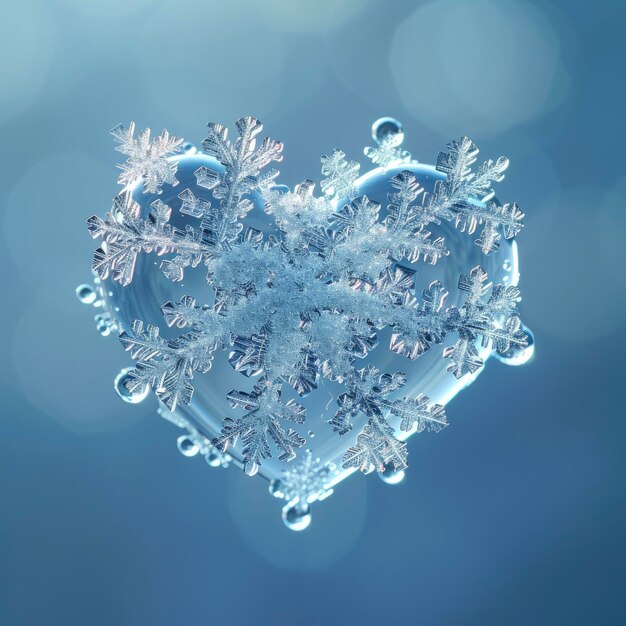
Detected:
left=1, top=1, right=625, bottom=624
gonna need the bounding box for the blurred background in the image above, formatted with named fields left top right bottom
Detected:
left=1, top=0, right=625, bottom=624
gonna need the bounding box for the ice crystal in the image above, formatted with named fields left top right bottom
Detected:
left=88, top=117, right=527, bottom=476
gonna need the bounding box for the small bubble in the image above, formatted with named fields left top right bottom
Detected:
left=75, top=284, right=96, bottom=305
left=182, top=141, right=196, bottom=153
left=503, top=259, right=512, bottom=271
left=114, top=367, right=150, bottom=403
left=177, top=435, right=199, bottom=457
left=371, top=117, right=404, bottom=147
left=282, top=502, right=312, bottom=531
left=308, top=430, right=315, bottom=438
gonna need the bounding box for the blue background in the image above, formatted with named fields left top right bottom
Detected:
left=1, top=0, right=625, bottom=624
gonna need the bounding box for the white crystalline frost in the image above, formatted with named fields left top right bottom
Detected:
left=88, top=116, right=528, bottom=476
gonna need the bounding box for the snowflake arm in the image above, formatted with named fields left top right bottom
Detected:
left=88, top=194, right=210, bottom=285
left=428, top=137, right=523, bottom=253
left=390, top=394, right=447, bottom=433
left=119, top=320, right=216, bottom=411
left=454, top=201, right=525, bottom=254
left=342, top=418, right=408, bottom=473
left=435, top=136, right=480, bottom=197
left=200, top=117, right=283, bottom=225
left=213, top=381, right=306, bottom=475
left=443, top=335, right=483, bottom=378
left=443, top=266, right=529, bottom=378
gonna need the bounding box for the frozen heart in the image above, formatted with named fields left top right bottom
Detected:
left=83, top=116, right=531, bottom=529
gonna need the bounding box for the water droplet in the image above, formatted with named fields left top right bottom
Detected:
left=244, top=460, right=259, bottom=476
left=269, top=479, right=285, bottom=499
left=378, top=465, right=406, bottom=485
left=177, top=435, right=199, bottom=457
left=75, top=284, right=96, bottom=305
left=114, top=367, right=150, bottom=404
left=371, top=117, right=404, bottom=147
left=494, top=325, right=535, bottom=367
left=282, top=502, right=312, bottom=531
left=205, top=449, right=222, bottom=467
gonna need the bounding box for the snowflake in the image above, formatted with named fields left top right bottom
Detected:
left=111, top=122, right=183, bottom=194
left=273, top=450, right=336, bottom=505
left=87, top=116, right=528, bottom=477
left=364, top=134, right=411, bottom=170
left=320, top=149, right=360, bottom=199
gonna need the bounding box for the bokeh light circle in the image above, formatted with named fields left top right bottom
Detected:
left=390, top=0, right=569, bottom=137
left=138, top=1, right=286, bottom=125
left=228, top=466, right=367, bottom=569
left=522, top=185, right=626, bottom=341
left=0, top=1, right=56, bottom=121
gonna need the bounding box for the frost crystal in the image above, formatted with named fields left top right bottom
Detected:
left=88, top=117, right=527, bottom=477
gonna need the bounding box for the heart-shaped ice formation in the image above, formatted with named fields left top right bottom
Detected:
left=82, top=117, right=532, bottom=529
